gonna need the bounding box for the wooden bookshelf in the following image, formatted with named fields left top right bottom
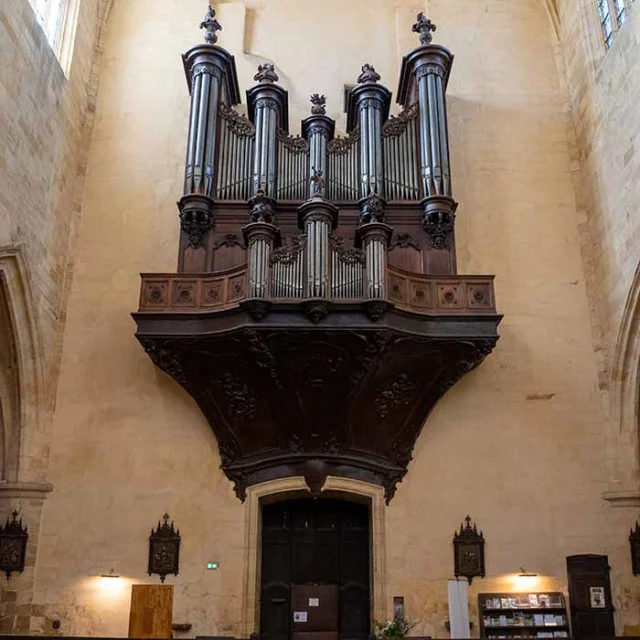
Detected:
left=479, top=592, right=569, bottom=639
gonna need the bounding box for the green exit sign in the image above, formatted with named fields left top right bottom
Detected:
left=207, top=562, right=219, bottom=570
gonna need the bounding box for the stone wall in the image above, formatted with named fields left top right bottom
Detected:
left=554, top=0, right=640, bottom=499
left=0, top=0, right=109, bottom=633
left=30, top=0, right=640, bottom=637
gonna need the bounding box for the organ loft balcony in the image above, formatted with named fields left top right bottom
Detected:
left=132, top=9, right=502, bottom=502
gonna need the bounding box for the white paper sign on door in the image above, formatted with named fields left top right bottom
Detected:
left=309, top=598, right=319, bottom=607
left=294, top=612, right=308, bottom=622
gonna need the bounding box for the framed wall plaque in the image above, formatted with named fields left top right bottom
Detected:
left=148, top=513, right=181, bottom=583
left=453, top=515, right=485, bottom=584
left=0, top=511, right=28, bottom=578
left=630, top=520, right=640, bottom=576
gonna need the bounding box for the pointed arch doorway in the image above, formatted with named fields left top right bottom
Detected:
left=260, top=496, right=371, bottom=640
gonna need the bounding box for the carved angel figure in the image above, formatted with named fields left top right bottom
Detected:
left=357, top=63, right=381, bottom=84
left=310, top=167, right=325, bottom=197
left=200, top=6, right=222, bottom=44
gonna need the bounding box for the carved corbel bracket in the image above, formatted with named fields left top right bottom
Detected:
left=178, top=194, right=215, bottom=249
left=421, top=195, right=458, bottom=249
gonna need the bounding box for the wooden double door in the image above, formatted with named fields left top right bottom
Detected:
left=260, top=498, right=371, bottom=640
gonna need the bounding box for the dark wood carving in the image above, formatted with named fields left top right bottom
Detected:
left=453, top=515, right=486, bottom=584
left=148, top=513, right=181, bottom=583
left=0, top=511, right=28, bottom=578
left=135, top=304, right=500, bottom=503
left=630, top=520, right=640, bottom=575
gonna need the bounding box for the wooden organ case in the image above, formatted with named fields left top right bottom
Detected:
left=133, top=9, right=502, bottom=503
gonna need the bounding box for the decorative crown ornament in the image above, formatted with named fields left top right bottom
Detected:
left=357, top=64, right=381, bottom=84
left=200, top=5, right=222, bottom=45
left=254, top=63, right=279, bottom=84
left=412, top=12, right=437, bottom=45
left=310, top=93, right=327, bottom=115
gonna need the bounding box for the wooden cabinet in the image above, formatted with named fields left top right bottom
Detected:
left=479, top=592, right=569, bottom=639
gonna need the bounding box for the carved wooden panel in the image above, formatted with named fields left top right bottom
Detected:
left=128, top=585, right=173, bottom=639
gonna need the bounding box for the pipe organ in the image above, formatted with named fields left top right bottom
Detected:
left=136, top=7, right=500, bottom=504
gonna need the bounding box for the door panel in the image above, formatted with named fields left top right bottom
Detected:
left=566, top=554, right=615, bottom=638
left=260, top=498, right=370, bottom=640
left=128, top=584, right=173, bottom=639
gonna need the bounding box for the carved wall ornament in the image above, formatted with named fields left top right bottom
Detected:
left=453, top=515, right=486, bottom=584
left=148, top=513, right=181, bottom=583
left=364, top=300, right=392, bottom=322
left=244, top=299, right=271, bottom=321
left=310, top=167, right=325, bottom=197
left=218, top=103, right=256, bottom=137
left=302, top=349, right=345, bottom=388
left=276, top=129, right=309, bottom=152
left=360, top=193, right=386, bottom=224
left=200, top=5, right=222, bottom=45
left=218, top=372, right=257, bottom=421
left=630, top=520, right=640, bottom=575
left=249, top=189, right=276, bottom=224
left=412, top=12, right=437, bottom=45
left=374, top=373, right=417, bottom=418
left=180, top=208, right=213, bottom=249
left=357, top=63, right=381, bottom=84
left=382, top=103, right=419, bottom=138
left=422, top=210, right=456, bottom=249
left=214, top=233, right=245, bottom=250
left=390, top=232, right=419, bottom=251
left=243, top=329, right=283, bottom=389
left=358, top=98, right=383, bottom=111
left=310, top=93, right=327, bottom=115
left=254, top=63, right=279, bottom=84
left=0, top=511, right=27, bottom=578
left=304, top=300, right=330, bottom=324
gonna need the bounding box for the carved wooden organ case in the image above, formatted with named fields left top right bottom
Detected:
left=133, top=10, right=502, bottom=503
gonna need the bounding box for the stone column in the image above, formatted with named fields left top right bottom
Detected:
left=247, top=64, right=289, bottom=199
left=298, top=195, right=338, bottom=299
left=397, top=14, right=458, bottom=250
left=179, top=7, right=241, bottom=266
left=302, top=95, right=335, bottom=199
left=346, top=65, right=392, bottom=203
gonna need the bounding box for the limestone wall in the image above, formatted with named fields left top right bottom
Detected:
left=0, top=0, right=108, bottom=482
left=555, top=0, right=640, bottom=496
left=34, top=0, right=640, bottom=637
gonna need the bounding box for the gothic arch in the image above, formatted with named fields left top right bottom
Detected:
left=0, top=248, right=45, bottom=483
left=604, top=260, right=640, bottom=506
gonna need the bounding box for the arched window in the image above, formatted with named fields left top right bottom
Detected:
left=26, top=0, right=80, bottom=74
left=597, top=0, right=635, bottom=48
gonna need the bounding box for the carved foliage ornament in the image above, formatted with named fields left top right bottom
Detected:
left=453, top=515, right=486, bottom=584
left=357, top=63, right=381, bottom=84
left=327, top=127, right=360, bottom=155
left=148, top=513, right=181, bottom=583
left=310, top=93, right=327, bottom=115
left=214, top=233, right=245, bottom=250
left=382, top=103, right=419, bottom=138
left=390, top=232, right=419, bottom=250
left=219, top=103, right=255, bottom=137
left=416, top=64, right=445, bottom=80
left=200, top=5, right=222, bottom=45
left=254, top=63, right=279, bottom=84
left=180, top=209, right=213, bottom=249
left=630, top=520, right=640, bottom=575
left=270, top=235, right=305, bottom=265
left=277, top=129, right=309, bottom=153
left=0, top=511, right=27, bottom=578
left=422, top=210, right=456, bottom=249
left=412, top=12, right=437, bottom=45
left=330, top=234, right=365, bottom=265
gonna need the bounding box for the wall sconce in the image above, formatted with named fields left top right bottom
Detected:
left=518, top=567, right=538, bottom=577
left=0, top=511, right=28, bottom=578
left=100, top=569, right=120, bottom=578
left=630, top=520, right=640, bottom=575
